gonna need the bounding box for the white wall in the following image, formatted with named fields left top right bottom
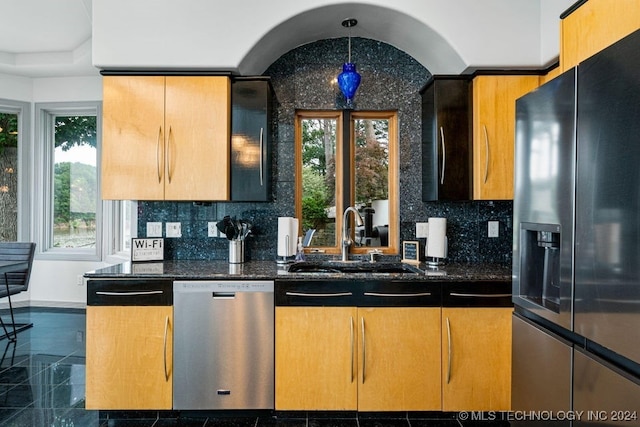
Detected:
left=33, top=76, right=102, bottom=102
left=0, top=73, right=33, bottom=102
left=540, top=0, right=574, bottom=66
left=93, top=0, right=576, bottom=75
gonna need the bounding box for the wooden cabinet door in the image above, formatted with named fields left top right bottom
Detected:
left=357, top=308, right=442, bottom=411
left=561, top=0, right=640, bottom=71
left=473, top=75, right=539, bottom=200
left=275, top=306, right=358, bottom=410
left=441, top=307, right=512, bottom=411
left=164, top=76, right=230, bottom=201
left=102, top=76, right=166, bottom=200
left=86, top=306, right=173, bottom=409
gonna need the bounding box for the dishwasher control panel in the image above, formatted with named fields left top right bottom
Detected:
left=174, top=280, right=274, bottom=293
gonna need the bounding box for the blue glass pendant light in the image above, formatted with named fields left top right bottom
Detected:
left=337, top=18, right=361, bottom=106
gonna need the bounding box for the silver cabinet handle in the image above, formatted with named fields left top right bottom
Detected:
left=449, top=292, right=511, bottom=298
left=446, top=317, right=452, bottom=384
left=284, top=292, right=352, bottom=297
left=157, top=126, right=163, bottom=183
left=163, top=315, right=169, bottom=382
left=350, top=316, right=354, bottom=383
left=95, top=290, right=163, bottom=296
left=440, top=126, right=446, bottom=185
left=483, top=124, right=489, bottom=184
left=167, top=126, right=173, bottom=183
left=259, top=127, right=264, bottom=186
left=363, top=292, right=431, bottom=297
left=361, top=317, right=366, bottom=384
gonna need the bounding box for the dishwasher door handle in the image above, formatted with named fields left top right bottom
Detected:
left=212, top=292, right=236, bottom=299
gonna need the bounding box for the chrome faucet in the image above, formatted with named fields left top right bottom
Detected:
left=342, top=206, right=364, bottom=261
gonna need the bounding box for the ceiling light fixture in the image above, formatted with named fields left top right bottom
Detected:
left=337, top=18, right=361, bottom=107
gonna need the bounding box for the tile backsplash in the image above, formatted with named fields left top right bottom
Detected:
left=138, top=37, right=513, bottom=265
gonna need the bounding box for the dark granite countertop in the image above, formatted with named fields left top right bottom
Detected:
left=85, top=260, right=512, bottom=283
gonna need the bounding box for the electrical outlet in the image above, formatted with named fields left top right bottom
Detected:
left=488, top=221, right=499, bottom=238
left=147, top=222, right=162, bottom=237
left=76, top=274, right=84, bottom=286
left=416, top=222, right=429, bottom=238
left=208, top=222, right=218, bottom=237
left=166, top=222, right=182, bottom=238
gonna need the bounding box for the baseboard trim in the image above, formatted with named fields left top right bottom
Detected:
left=0, top=300, right=86, bottom=310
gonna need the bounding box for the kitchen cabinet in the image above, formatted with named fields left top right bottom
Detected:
left=101, top=75, right=230, bottom=201
left=441, top=284, right=513, bottom=411
left=275, top=306, right=441, bottom=411
left=231, top=78, right=273, bottom=201
left=275, top=280, right=442, bottom=411
left=472, top=75, right=539, bottom=200
left=561, top=0, right=640, bottom=71
left=275, top=306, right=358, bottom=410
left=85, top=279, right=173, bottom=410
left=421, top=76, right=473, bottom=201
left=357, top=307, right=441, bottom=411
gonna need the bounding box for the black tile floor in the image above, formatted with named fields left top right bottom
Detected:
left=0, top=308, right=511, bottom=427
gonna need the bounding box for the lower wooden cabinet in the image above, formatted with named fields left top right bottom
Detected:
left=86, top=306, right=173, bottom=409
left=441, top=307, right=512, bottom=411
left=275, top=306, right=357, bottom=410
left=275, top=306, right=441, bottom=411
left=358, top=307, right=442, bottom=411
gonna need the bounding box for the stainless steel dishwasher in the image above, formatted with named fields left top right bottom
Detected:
left=173, top=280, right=274, bottom=410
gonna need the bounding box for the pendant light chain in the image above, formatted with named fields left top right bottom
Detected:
left=348, top=25, right=352, bottom=63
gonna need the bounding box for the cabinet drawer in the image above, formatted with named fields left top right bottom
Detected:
left=442, top=281, right=512, bottom=307
left=87, top=279, right=173, bottom=306
left=276, top=280, right=355, bottom=306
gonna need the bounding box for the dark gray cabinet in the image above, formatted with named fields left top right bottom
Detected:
left=421, top=76, right=473, bottom=201
left=231, top=78, right=273, bottom=201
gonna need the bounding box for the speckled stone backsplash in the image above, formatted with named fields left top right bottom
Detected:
left=138, top=37, right=513, bottom=265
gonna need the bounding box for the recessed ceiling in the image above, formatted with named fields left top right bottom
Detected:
left=0, top=0, right=98, bottom=77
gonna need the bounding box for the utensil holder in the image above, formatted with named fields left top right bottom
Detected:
left=229, top=240, right=245, bottom=264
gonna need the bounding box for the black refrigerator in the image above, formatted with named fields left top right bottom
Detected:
left=512, top=28, right=640, bottom=426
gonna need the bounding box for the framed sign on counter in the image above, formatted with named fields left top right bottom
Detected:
left=401, top=241, right=420, bottom=264
left=131, top=238, right=164, bottom=262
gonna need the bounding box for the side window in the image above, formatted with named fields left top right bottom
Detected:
left=36, top=103, right=103, bottom=260
left=0, top=111, right=20, bottom=241
left=0, top=100, right=30, bottom=242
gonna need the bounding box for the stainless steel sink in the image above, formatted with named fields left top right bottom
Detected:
left=287, top=261, right=423, bottom=274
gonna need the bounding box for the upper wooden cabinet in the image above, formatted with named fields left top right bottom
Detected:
left=561, top=0, right=640, bottom=71
left=421, top=77, right=473, bottom=201
left=101, top=75, right=230, bottom=201
left=472, top=75, right=539, bottom=200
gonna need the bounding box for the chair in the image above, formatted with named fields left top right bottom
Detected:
left=0, top=243, right=36, bottom=342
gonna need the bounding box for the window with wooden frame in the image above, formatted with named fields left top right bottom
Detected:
left=295, top=110, right=399, bottom=255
